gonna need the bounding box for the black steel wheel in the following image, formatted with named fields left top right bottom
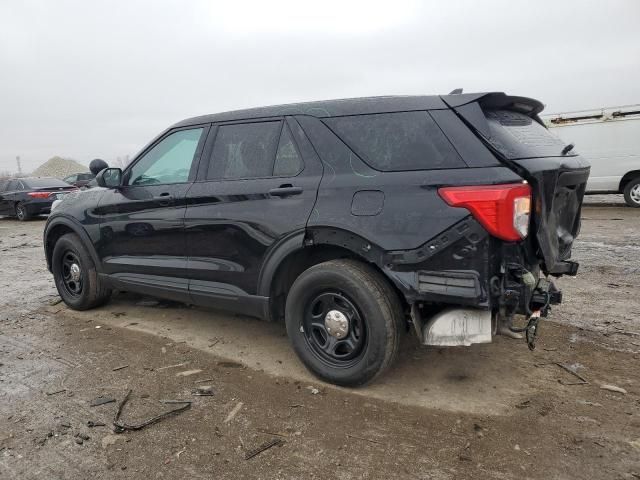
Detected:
left=285, top=259, right=403, bottom=387
left=303, top=291, right=367, bottom=368
left=60, top=250, right=83, bottom=297
left=52, top=233, right=111, bottom=310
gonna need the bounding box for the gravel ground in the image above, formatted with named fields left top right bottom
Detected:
left=0, top=199, right=639, bottom=479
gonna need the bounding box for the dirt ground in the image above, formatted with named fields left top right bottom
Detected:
left=1, top=194, right=639, bottom=479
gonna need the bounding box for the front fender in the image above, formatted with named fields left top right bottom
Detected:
left=44, top=215, right=103, bottom=273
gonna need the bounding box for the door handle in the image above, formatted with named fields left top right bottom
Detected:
left=269, top=185, right=303, bottom=197
left=154, top=193, right=173, bottom=205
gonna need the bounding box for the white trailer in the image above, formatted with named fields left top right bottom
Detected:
left=541, top=105, right=640, bottom=207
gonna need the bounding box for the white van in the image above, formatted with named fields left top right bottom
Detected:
left=542, top=105, right=640, bottom=207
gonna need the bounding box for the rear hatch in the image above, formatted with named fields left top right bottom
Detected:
left=441, top=92, right=590, bottom=276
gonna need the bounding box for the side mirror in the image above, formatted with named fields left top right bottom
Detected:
left=96, top=168, right=123, bottom=188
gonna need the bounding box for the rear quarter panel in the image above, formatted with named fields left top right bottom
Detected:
left=296, top=115, right=522, bottom=252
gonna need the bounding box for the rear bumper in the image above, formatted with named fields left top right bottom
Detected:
left=383, top=216, right=566, bottom=316
left=25, top=199, right=54, bottom=215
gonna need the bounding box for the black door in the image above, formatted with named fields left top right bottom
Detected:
left=184, top=117, right=322, bottom=316
left=94, top=125, right=209, bottom=301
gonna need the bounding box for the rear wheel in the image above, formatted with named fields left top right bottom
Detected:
left=623, top=177, right=640, bottom=207
left=15, top=202, right=31, bottom=221
left=285, top=259, right=403, bottom=387
left=52, top=233, right=111, bottom=310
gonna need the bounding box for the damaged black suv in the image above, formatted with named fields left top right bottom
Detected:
left=44, top=92, right=589, bottom=386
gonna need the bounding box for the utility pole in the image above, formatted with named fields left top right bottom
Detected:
left=16, top=156, right=22, bottom=175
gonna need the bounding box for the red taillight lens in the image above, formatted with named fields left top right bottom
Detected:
left=438, top=183, right=532, bottom=242
left=27, top=191, right=52, bottom=198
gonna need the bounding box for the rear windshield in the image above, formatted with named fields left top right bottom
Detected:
left=484, top=110, right=571, bottom=159
left=325, top=111, right=465, bottom=171
left=23, top=178, right=71, bottom=188
left=78, top=173, right=95, bottom=180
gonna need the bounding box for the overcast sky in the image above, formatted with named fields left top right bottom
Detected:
left=1, top=0, right=639, bottom=173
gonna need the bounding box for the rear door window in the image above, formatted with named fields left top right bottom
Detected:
left=274, top=124, right=303, bottom=177
left=325, top=111, right=465, bottom=171
left=207, top=121, right=282, bottom=180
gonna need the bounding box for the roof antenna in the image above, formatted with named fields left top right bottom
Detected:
left=449, top=88, right=463, bottom=95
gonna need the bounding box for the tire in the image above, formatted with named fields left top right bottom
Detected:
left=285, top=259, right=403, bottom=387
left=623, top=177, right=640, bottom=208
left=52, top=233, right=111, bottom=310
left=15, top=202, right=31, bottom=221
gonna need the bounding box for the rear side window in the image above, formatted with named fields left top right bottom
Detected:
left=208, top=122, right=281, bottom=180
left=274, top=125, right=303, bottom=176
left=325, top=111, right=465, bottom=171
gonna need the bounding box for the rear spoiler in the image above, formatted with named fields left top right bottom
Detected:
left=439, top=92, right=546, bottom=140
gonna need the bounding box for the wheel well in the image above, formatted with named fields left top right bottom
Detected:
left=45, top=224, right=74, bottom=270
left=268, top=244, right=407, bottom=323
left=620, top=170, right=640, bottom=192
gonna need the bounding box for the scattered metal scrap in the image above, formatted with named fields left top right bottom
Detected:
left=87, top=421, right=106, bottom=427
left=90, top=396, right=116, bottom=407
left=112, top=365, right=129, bottom=372
left=113, top=390, right=192, bottom=433
left=244, top=438, right=284, bottom=460
left=536, top=362, right=588, bottom=385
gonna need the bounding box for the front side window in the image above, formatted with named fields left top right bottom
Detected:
left=207, top=122, right=281, bottom=180
left=128, top=128, right=204, bottom=186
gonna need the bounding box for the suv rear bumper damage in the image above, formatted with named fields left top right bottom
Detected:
left=382, top=216, right=569, bottom=346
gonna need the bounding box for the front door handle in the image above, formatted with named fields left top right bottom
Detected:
left=154, top=193, right=173, bottom=206
left=269, top=185, right=303, bottom=197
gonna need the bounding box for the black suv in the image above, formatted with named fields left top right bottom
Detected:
left=44, top=92, right=589, bottom=386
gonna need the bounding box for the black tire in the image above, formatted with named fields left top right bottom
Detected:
left=623, top=177, right=640, bottom=208
left=52, top=233, right=111, bottom=310
left=285, top=259, right=403, bottom=387
left=15, top=202, right=31, bottom=221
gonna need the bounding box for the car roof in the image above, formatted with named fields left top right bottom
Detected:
left=172, top=94, right=462, bottom=128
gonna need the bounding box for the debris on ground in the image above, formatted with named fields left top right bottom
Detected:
left=600, top=384, right=627, bottom=394
left=112, top=365, right=129, bottom=371
left=244, top=438, right=284, bottom=460
left=224, top=402, right=244, bottom=423
left=90, top=396, right=116, bottom=407
left=192, top=385, right=214, bottom=396
left=306, top=386, right=320, bottom=395
left=113, top=390, right=192, bottom=433
left=48, top=297, right=63, bottom=306
left=536, top=362, right=588, bottom=385
left=46, top=389, right=66, bottom=396
left=157, top=362, right=189, bottom=371
left=87, top=421, right=106, bottom=427
left=176, top=369, right=202, bottom=377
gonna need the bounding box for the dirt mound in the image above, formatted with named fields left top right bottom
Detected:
left=32, top=156, right=87, bottom=178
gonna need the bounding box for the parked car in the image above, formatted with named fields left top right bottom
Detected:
left=62, top=172, right=96, bottom=188
left=43, top=92, right=589, bottom=386
left=542, top=105, right=640, bottom=207
left=0, top=177, right=76, bottom=220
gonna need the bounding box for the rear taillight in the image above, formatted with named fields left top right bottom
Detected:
left=438, top=183, right=532, bottom=242
left=27, top=192, right=53, bottom=198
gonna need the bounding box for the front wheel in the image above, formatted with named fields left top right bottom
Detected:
left=15, top=202, right=31, bottom=221
left=285, top=259, right=403, bottom=387
left=623, top=177, right=640, bottom=207
left=52, top=233, right=111, bottom=310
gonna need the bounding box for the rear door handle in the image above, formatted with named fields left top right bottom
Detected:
left=269, top=185, right=303, bottom=197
